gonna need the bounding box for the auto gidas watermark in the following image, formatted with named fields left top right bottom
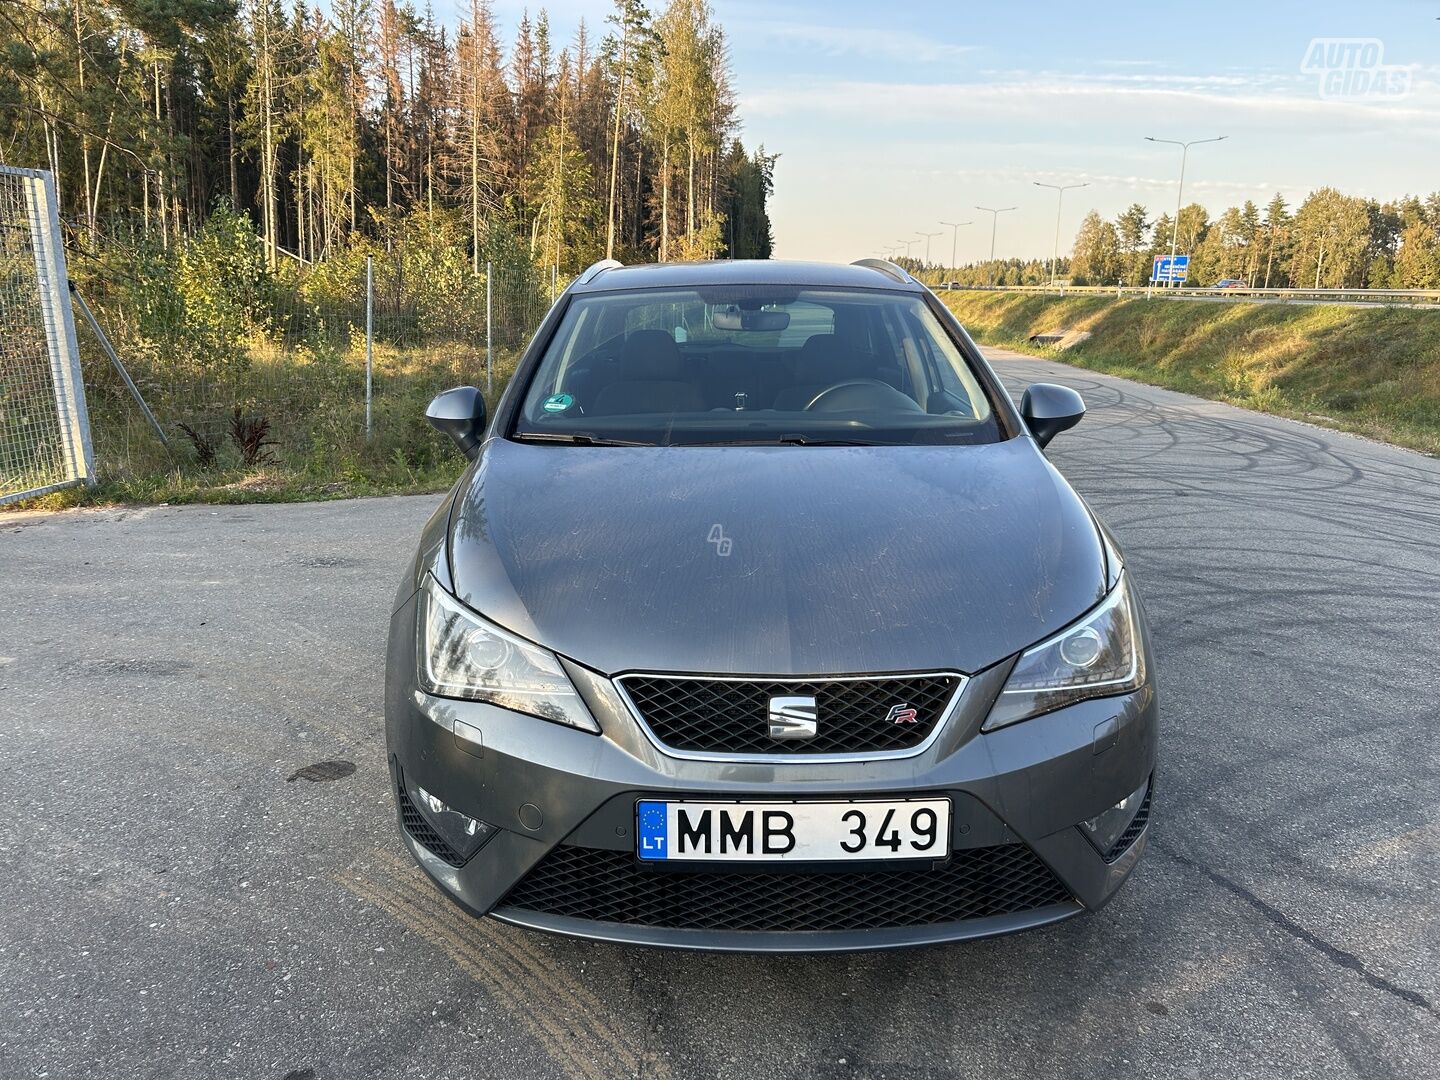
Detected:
left=1302, top=38, right=1411, bottom=101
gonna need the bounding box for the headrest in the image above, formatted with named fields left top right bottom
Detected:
left=832, top=306, right=867, bottom=343
left=621, top=329, right=685, bottom=380
left=796, top=333, right=869, bottom=382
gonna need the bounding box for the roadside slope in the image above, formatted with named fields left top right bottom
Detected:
left=941, top=291, right=1440, bottom=454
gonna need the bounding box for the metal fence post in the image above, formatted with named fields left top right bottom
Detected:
left=486, top=260, right=493, bottom=395
left=1, top=165, right=96, bottom=504
left=34, top=172, right=94, bottom=487
left=365, top=255, right=374, bottom=440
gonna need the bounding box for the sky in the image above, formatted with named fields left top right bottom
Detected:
left=477, top=1, right=1440, bottom=263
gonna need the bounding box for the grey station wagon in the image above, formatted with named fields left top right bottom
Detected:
left=384, top=258, right=1157, bottom=952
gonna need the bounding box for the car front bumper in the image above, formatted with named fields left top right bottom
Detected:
left=384, top=592, right=1158, bottom=952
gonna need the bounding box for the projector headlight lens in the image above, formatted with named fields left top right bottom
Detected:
left=985, top=572, right=1145, bottom=731
left=417, top=574, right=598, bottom=733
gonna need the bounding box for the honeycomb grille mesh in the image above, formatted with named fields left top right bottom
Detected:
left=619, top=674, right=961, bottom=755
left=396, top=774, right=467, bottom=867
left=1104, top=782, right=1152, bottom=863
left=500, top=843, right=1073, bottom=932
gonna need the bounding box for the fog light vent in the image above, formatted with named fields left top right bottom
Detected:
left=397, top=768, right=496, bottom=866
left=1080, top=778, right=1151, bottom=862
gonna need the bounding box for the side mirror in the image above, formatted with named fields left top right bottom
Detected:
left=1020, top=383, right=1085, bottom=448
left=426, top=386, right=487, bottom=460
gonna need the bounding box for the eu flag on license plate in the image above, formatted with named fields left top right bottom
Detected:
left=637, top=800, right=668, bottom=860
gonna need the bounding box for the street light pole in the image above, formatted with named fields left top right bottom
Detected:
left=896, top=238, right=917, bottom=262
left=1032, top=180, right=1089, bottom=287
left=1145, top=135, right=1226, bottom=287
left=975, top=206, right=1017, bottom=286
left=916, top=230, right=942, bottom=269
left=940, top=221, right=971, bottom=280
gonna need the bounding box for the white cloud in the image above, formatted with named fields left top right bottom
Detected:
left=741, top=69, right=1440, bottom=139
left=735, top=20, right=975, bottom=65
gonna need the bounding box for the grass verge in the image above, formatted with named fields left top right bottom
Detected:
left=9, top=344, right=518, bottom=510
left=941, top=291, right=1440, bottom=455
left=14, top=461, right=462, bottom=511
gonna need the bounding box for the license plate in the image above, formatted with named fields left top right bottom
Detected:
left=635, top=798, right=951, bottom=863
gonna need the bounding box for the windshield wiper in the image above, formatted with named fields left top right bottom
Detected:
left=516, top=431, right=887, bottom=448
left=771, top=434, right=876, bottom=446
left=512, top=431, right=655, bottom=447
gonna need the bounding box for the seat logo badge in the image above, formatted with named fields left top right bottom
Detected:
left=886, top=703, right=918, bottom=725
left=768, top=695, right=818, bottom=740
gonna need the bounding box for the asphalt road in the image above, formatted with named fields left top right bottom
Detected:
left=2, top=349, right=1437, bottom=1080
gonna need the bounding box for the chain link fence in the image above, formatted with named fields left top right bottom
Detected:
left=0, top=167, right=94, bottom=504
left=70, top=245, right=554, bottom=492
left=1, top=173, right=570, bottom=500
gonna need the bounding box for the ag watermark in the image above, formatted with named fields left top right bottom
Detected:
left=707, top=524, right=733, bottom=557
left=1302, top=38, right=1411, bottom=101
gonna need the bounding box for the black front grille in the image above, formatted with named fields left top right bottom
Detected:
left=619, top=674, right=961, bottom=756
left=500, top=843, right=1072, bottom=933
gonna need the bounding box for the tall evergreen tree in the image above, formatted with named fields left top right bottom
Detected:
left=0, top=0, right=774, bottom=272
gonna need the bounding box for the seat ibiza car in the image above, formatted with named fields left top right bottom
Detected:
left=384, top=259, right=1156, bottom=951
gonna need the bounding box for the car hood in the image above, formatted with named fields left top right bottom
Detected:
left=448, top=438, right=1106, bottom=676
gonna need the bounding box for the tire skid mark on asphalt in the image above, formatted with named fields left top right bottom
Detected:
left=340, top=853, right=671, bottom=1079
left=354, top=881, right=624, bottom=1077
left=1333, top=821, right=1440, bottom=871
left=366, top=875, right=655, bottom=1080
left=1156, top=845, right=1438, bottom=1019
left=377, top=868, right=648, bottom=1070
left=369, top=848, right=666, bottom=1075
left=342, top=872, right=619, bottom=1080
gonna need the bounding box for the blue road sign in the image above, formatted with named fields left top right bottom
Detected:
left=1151, top=255, right=1190, bottom=283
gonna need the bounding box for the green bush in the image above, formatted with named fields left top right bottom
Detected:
left=175, top=203, right=274, bottom=355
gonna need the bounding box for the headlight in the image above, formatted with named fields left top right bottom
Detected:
left=984, top=572, right=1145, bottom=731
left=417, top=574, right=598, bottom=732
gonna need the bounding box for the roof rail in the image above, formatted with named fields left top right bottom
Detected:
left=851, top=258, right=915, bottom=284
left=575, top=258, right=624, bottom=286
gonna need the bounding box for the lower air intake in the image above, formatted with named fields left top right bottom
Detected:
left=500, top=843, right=1072, bottom=933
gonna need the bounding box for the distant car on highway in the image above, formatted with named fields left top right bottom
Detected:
left=1214, top=279, right=1248, bottom=289
left=384, top=258, right=1158, bottom=952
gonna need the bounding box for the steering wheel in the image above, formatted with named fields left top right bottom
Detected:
left=804, top=379, right=920, bottom=412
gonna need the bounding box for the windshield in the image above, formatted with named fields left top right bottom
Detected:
left=512, top=286, right=1000, bottom=446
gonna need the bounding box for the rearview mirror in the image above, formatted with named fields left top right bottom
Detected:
left=1019, top=383, right=1085, bottom=448
left=712, top=306, right=790, bottom=332
left=426, top=386, right=487, bottom=460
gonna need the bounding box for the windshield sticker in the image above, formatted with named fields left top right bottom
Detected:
left=542, top=393, right=575, bottom=413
